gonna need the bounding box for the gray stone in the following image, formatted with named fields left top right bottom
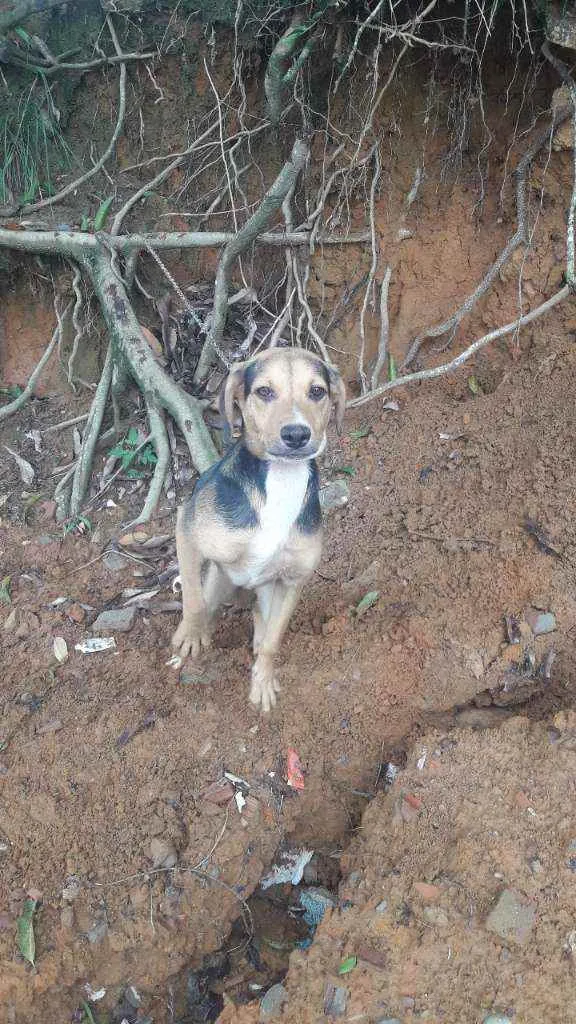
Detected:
left=485, top=888, right=536, bottom=946
left=376, top=1019, right=402, bottom=1024
left=319, top=480, right=349, bottom=513
left=91, top=606, right=137, bottom=633
left=482, top=1017, right=512, bottom=1024
left=323, top=984, right=348, bottom=1017
left=103, top=550, right=129, bottom=572
left=260, top=983, right=288, bottom=1019
left=524, top=609, right=556, bottom=636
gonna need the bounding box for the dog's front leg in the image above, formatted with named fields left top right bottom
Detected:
left=171, top=511, right=211, bottom=660
left=250, top=580, right=304, bottom=712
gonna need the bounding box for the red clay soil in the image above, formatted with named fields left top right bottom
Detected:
left=2, top=317, right=576, bottom=1021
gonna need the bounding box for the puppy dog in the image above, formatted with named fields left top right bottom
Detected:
left=171, top=346, right=345, bottom=711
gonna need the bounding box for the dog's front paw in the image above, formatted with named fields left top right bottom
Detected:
left=249, top=658, right=281, bottom=713
left=171, top=616, right=212, bottom=662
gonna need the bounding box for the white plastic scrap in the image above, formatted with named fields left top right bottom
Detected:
left=385, top=762, right=400, bottom=786
left=84, top=984, right=106, bottom=1002
left=75, top=637, right=117, bottom=654
left=224, top=771, right=250, bottom=788
left=416, top=750, right=427, bottom=771
left=261, top=849, right=314, bottom=889
left=53, top=637, right=69, bottom=664
left=234, top=791, right=246, bottom=813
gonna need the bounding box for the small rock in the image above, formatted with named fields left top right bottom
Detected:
left=414, top=882, right=441, bottom=902
left=323, top=984, right=348, bottom=1017
left=260, top=983, right=288, bottom=1019
left=529, top=858, right=543, bottom=875
left=376, top=1019, right=402, bottom=1024
left=3, top=608, right=18, bottom=632
left=86, top=918, right=108, bottom=945
left=149, top=837, right=178, bottom=869
left=91, top=607, right=137, bottom=633
left=482, top=1016, right=513, bottom=1024
left=103, top=550, right=129, bottom=572
left=374, top=899, right=388, bottom=914
left=423, top=907, right=449, bottom=927
left=485, top=888, right=536, bottom=946
left=319, top=480, right=349, bottom=513
left=66, top=602, right=86, bottom=623
left=203, top=779, right=235, bottom=805
left=524, top=609, right=556, bottom=636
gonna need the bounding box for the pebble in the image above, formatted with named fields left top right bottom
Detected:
left=377, top=1019, right=402, bottom=1024
left=66, top=602, right=86, bottom=623
left=91, top=607, right=137, bottom=633
left=149, top=837, right=178, bottom=869
left=260, top=983, right=288, bottom=1019
left=323, top=984, right=348, bottom=1017
left=319, top=480, right=349, bottom=513
left=524, top=609, right=556, bottom=636
left=103, top=550, right=129, bottom=572
left=482, top=1016, right=512, bottom=1024
left=485, top=888, right=536, bottom=946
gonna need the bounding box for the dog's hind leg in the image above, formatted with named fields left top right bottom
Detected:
left=250, top=581, right=304, bottom=712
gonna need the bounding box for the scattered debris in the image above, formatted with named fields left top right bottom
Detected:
left=338, top=955, right=357, bottom=975
left=17, top=897, right=37, bottom=965
left=102, top=550, right=128, bottom=573
left=235, top=791, right=247, bottom=814
left=523, top=518, right=562, bottom=558
left=53, top=637, right=69, bottom=663
left=260, top=982, right=288, bottom=1019
left=485, top=888, right=536, bottom=946
left=504, top=614, right=522, bottom=644
left=525, top=608, right=556, bottom=636
left=323, top=983, right=348, bottom=1017
left=149, top=837, right=178, bottom=869
left=75, top=637, right=117, bottom=654
left=261, top=849, right=314, bottom=889
left=91, top=607, right=137, bottom=633
left=203, top=779, right=235, bottom=805
left=286, top=748, right=305, bottom=790
left=319, top=480, right=349, bottom=513
left=84, top=983, right=106, bottom=1002
left=354, top=590, right=380, bottom=617
left=116, top=708, right=156, bottom=749
left=382, top=400, right=400, bottom=411
left=0, top=576, right=11, bottom=606
left=4, top=446, right=35, bottom=485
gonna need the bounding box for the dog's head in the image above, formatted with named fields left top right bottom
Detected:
left=223, top=347, right=346, bottom=461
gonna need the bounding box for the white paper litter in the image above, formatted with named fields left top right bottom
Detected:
left=75, top=637, right=117, bottom=654
left=261, top=849, right=314, bottom=889
left=53, top=637, right=69, bottom=663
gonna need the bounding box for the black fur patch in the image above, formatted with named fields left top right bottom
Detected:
left=312, top=359, right=330, bottom=390
left=243, top=359, right=263, bottom=399
left=296, top=461, right=321, bottom=534
left=214, top=443, right=267, bottom=529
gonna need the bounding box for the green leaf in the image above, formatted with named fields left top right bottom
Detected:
left=334, top=465, right=356, bottom=477
left=338, top=955, right=357, bottom=975
left=108, top=444, right=125, bottom=459
left=14, top=27, right=33, bottom=45
left=467, top=375, right=481, bottom=395
left=80, top=214, right=91, bottom=232
left=354, top=590, right=379, bottom=617
left=126, top=426, right=139, bottom=447
left=0, top=575, right=11, bottom=606
left=93, top=195, right=114, bottom=232
left=350, top=425, right=370, bottom=440
left=17, top=898, right=37, bottom=965
left=388, top=353, right=397, bottom=381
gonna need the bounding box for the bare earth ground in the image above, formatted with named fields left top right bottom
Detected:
left=1, top=36, right=576, bottom=1024
left=2, top=318, right=576, bottom=1022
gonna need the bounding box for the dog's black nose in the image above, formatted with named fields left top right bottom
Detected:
left=280, top=423, right=311, bottom=449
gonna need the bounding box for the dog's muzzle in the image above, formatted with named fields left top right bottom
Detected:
left=280, top=423, right=311, bottom=450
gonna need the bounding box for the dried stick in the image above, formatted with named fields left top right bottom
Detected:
left=371, top=265, right=392, bottom=390
left=128, top=402, right=170, bottom=527
left=18, top=16, right=126, bottom=216
left=358, top=146, right=381, bottom=392
left=402, top=101, right=573, bottom=369
left=348, top=286, right=571, bottom=408
left=67, top=264, right=85, bottom=388
left=69, top=345, right=113, bottom=517
left=194, top=139, right=309, bottom=382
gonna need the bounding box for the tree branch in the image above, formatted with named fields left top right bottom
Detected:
left=348, top=286, right=571, bottom=408
left=194, top=139, right=310, bottom=381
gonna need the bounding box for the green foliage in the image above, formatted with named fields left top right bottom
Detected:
left=0, top=80, right=74, bottom=205
left=109, top=426, right=157, bottom=478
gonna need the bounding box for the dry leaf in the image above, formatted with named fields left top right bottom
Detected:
left=4, top=446, right=34, bottom=485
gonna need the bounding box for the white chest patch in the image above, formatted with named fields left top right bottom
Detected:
left=226, top=461, right=309, bottom=588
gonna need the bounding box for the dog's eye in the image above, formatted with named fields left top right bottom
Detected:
left=309, top=385, right=327, bottom=401
left=255, top=385, right=275, bottom=401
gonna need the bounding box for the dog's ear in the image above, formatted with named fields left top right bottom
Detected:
left=327, top=364, right=346, bottom=434
left=223, top=362, right=247, bottom=437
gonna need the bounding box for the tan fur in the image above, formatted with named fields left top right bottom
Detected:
left=171, top=346, right=345, bottom=712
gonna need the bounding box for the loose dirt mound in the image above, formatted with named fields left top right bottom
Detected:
left=220, top=713, right=576, bottom=1024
